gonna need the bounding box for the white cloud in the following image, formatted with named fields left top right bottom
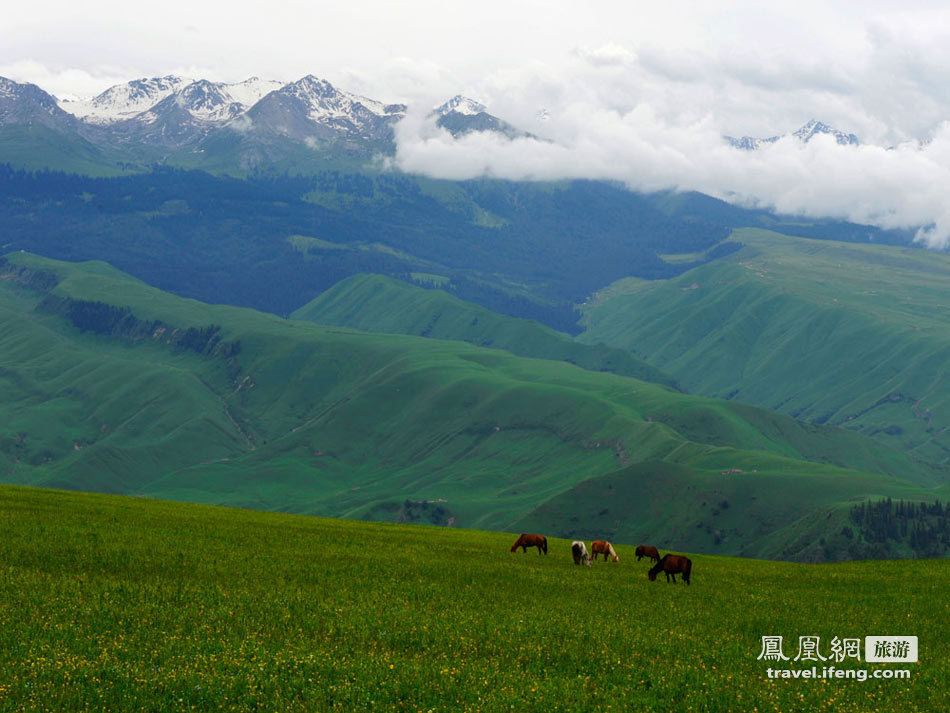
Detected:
left=391, top=73, right=950, bottom=248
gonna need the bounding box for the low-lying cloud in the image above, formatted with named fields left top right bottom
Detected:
left=393, top=112, right=950, bottom=248
left=390, top=37, right=950, bottom=249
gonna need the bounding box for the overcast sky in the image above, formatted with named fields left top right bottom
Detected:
left=5, top=1, right=950, bottom=245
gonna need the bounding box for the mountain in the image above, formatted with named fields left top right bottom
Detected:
left=1, top=250, right=944, bottom=560
left=290, top=273, right=678, bottom=387
left=58, top=76, right=284, bottom=127
left=0, top=168, right=749, bottom=329
left=726, top=119, right=860, bottom=150
left=3, top=73, right=408, bottom=166
left=0, top=77, right=80, bottom=133
left=95, top=77, right=287, bottom=149
left=0, top=77, right=128, bottom=175
left=0, top=73, right=413, bottom=170
left=578, top=227, right=950, bottom=465
left=245, top=75, right=405, bottom=144
left=58, top=75, right=193, bottom=124
left=434, top=95, right=527, bottom=138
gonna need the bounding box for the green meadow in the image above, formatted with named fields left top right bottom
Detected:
left=0, top=251, right=947, bottom=560
left=290, top=272, right=677, bottom=387
left=579, top=228, right=950, bottom=465
left=0, top=485, right=945, bottom=713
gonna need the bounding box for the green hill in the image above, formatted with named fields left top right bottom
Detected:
left=1, top=486, right=946, bottom=712
left=0, top=125, right=137, bottom=177
left=579, top=228, right=950, bottom=465
left=0, top=251, right=946, bottom=559
left=291, top=273, right=677, bottom=387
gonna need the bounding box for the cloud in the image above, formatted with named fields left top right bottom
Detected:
left=387, top=37, right=950, bottom=249
left=574, top=43, right=635, bottom=67
left=391, top=91, right=950, bottom=249
left=0, top=60, right=134, bottom=100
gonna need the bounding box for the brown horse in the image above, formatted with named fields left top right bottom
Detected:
left=510, top=533, right=548, bottom=555
left=648, top=554, right=692, bottom=585
left=591, top=540, right=619, bottom=562
left=635, top=545, right=660, bottom=563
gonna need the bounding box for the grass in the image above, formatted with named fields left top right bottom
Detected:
left=0, top=125, right=138, bottom=177
left=0, top=251, right=947, bottom=560
left=290, top=273, right=677, bottom=387
left=578, top=228, right=950, bottom=465
left=0, top=485, right=946, bottom=712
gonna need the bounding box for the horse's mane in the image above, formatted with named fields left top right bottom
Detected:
left=648, top=554, right=669, bottom=576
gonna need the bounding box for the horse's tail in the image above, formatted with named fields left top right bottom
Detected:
left=542, top=536, right=548, bottom=555
left=684, top=557, right=692, bottom=585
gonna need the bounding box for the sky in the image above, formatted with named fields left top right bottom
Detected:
left=5, top=1, right=950, bottom=245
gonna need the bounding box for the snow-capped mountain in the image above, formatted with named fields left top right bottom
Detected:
left=58, top=76, right=192, bottom=124
left=0, top=74, right=534, bottom=170
left=726, top=120, right=860, bottom=150
left=433, top=95, right=527, bottom=139
left=140, top=80, right=246, bottom=124
left=792, top=119, right=859, bottom=146
left=221, top=77, right=284, bottom=109
left=60, top=76, right=285, bottom=128
left=435, top=95, right=488, bottom=117
left=246, top=75, right=406, bottom=142
left=0, top=77, right=80, bottom=132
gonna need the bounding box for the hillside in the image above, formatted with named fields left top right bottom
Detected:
left=291, top=273, right=677, bottom=387
left=579, top=228, right=950, bottom=465
left=1, top=252, right=948, bottom=561
left=1, top=486, right=946, bottom=711
left=0, top=167, right=743, bottom=332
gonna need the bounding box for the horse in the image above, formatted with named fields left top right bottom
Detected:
left=571, top=540, right=591, bottom=567
left=635, top=545, right=660, bottom=563
left=510, top=533, right=548, bottom=555
left=648, top=554, right=692, bottom=585
left=591, top=540, right=619, bottom=562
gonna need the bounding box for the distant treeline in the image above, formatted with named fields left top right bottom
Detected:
left=0, top=164, right=913, bottom=331
left=40, top=295, right=241, bottom=361
left=846, top=497, right=950, bottom=558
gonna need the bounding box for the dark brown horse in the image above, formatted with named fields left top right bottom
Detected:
left=648, top=554, right=692, bottom=585
left=635, top=545, right=660, bottom=563
left=510, top=533, right=548, bottom=555
left=591, top=540, right=619, bottom=562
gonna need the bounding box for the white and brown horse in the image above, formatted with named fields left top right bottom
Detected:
left=591, top=540, right=619, bottom=562
left=571, top=540, right=591, bottom=567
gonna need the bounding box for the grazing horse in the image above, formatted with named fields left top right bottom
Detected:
left=571, top=540, right=591, bottom=567
left=648, top=554, right=692, bottom=585
left=635, top=545, right=661, bottom=563
left=591, top=540, right=619, bottom=562
left=510, top=533, right=548, bottom=555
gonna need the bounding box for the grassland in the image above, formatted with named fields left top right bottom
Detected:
left=0, top=125, right=136, bottom=177
left=290, top=273, right=676, bottom=387
left=0, top=485, right=945, bottom=713
left=0, top=251, right=947, bottom=560
left=579, top=228, right=950, bottom=465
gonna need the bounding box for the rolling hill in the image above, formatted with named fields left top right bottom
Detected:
left=291, top=273, right=677, bottom=387
left=578, top=228, right=950, bottom=466
left=1, top=251, right=947, bottom=559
